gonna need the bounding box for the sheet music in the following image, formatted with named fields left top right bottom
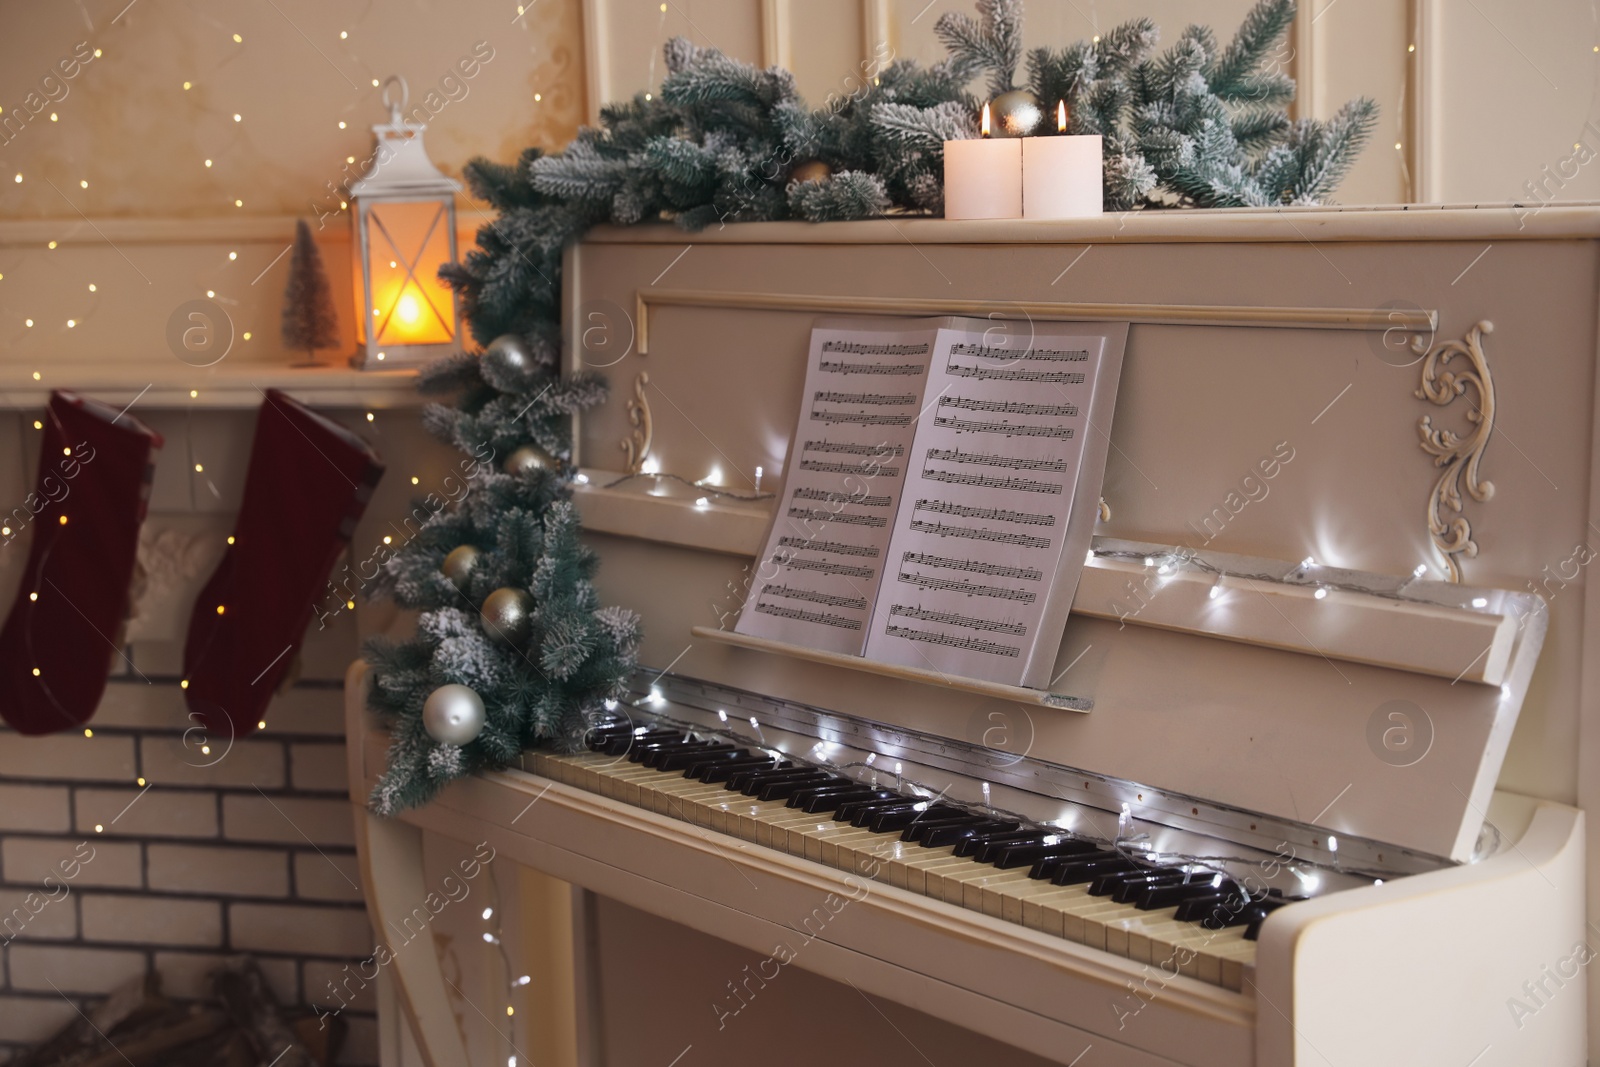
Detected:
left=862, top=324, right=1112, bottom=686
left=735, top=321, right=933, bottom=654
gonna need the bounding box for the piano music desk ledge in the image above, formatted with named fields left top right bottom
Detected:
left=688, top=625, right=1094, bottom=711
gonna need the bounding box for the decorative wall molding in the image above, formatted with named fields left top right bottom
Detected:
left=633, top=287, right=1438, bottom=353
left=1416, top=320, right=1496, bottom=583
left=0, top=211, right=495, bottom=248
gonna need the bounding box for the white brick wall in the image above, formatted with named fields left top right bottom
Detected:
left=154, top=951, right=298, bottom=1004
left=74, top=786, right=219, bottom=838
left=1, top=837, right=142, bottom=888
left=7, top=943, right=148, bottom=994
left=147, top=843, right=290, bottom=897
left=0, top=680, right=378, bottom=1065
left=221, top=795, right=357, bottom=847
left=0, top=888, right=77, bottom=941
left=140, top=737, right=287, bottom=790
left=80, top=894, right=223, bottom=948
left=229, top=902, right=374, bottom=958
left=0, top=785, right=70, bottom=833
left=289, top=742, right=348, bottom=792
left=293, top=851, right=365, bottom=903
left=0, top=735, right=136, bottom=782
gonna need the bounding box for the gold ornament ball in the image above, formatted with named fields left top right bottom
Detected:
left=989, top=90, right=1043, bottom=138
left=441, top=544, right=481, bottom=592
left=422, top=684, right=486, bottom=746
left=481, top=587, right=535, bottom=646
left=504, top=445, right=551, bottom=476
left=788, top=160, right=833, bottom=185
left=484, top=334, right=532, bottom=376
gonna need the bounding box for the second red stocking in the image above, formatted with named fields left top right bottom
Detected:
left=183, top=390, right=384, bottom=736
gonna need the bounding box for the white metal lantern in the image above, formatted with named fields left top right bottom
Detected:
left=348, top=76, right=462, bottom=369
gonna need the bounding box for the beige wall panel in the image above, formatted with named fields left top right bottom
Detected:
left=785, top=0, right=874, bottom=106
left=1434, top=0, right=1600, bottom=204
left=584, top=0, right=764, bottom=109
left=0, top=0, right=584, bottom=220
left=885, top=0, right=1262, bottom=73
left=1308, top=0, right=1410, bottom=205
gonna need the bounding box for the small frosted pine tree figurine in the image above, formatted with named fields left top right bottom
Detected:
left=280, top=219, right=340, bottom=366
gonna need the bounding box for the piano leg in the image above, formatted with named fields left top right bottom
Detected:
left=351, top=800, right=473, bottom=1066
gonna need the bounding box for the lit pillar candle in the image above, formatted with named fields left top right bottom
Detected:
left=943, top=104, right=1023, bottom=221
left=1021, top=102, right=1104, bottom=219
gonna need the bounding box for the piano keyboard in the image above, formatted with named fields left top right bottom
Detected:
left=530, top=721, right=1289, bottom=992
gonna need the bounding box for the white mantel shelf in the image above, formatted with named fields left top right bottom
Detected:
left=0, top=361, right=422, bottom=410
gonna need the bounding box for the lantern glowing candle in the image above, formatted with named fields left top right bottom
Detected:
left=1021, top=101, right=1104, bottom=219
left=348, top=76, right=462, bottom=368
left=943, top=103, right=1023, bottom=221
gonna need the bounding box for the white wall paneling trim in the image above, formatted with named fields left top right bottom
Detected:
left=633, top=287, right=1437, bottom=353
left=1412, top=0, right=1441, bottom=203
left=0, top=212, right=497, bottom=248
left=0, top=365, right=421, bottom=411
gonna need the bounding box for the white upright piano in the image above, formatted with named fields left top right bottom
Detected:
left=347, top=205, right=1600, bottom=1066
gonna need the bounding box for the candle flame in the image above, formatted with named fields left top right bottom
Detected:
left=1057, top=100, right=1067, bottom=133
left=980, top=102, right=991, bottom=138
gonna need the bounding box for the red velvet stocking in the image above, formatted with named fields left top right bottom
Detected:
left=0, top=391, right=162, bottom=735
left=183, top=389, right=384, bottom=736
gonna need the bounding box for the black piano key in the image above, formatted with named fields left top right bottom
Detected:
left=739, top=769, right=830, bottom=797
left=601, top=728, right=678, bottom=756
left=974, top=833, right=1071, bottom=864
left=1110, top=872, right=1192, bottom=904
left=845, top=800, right=921, bottom=827
left=629, top=736, right=695, bottom=763
left=870, top=804, right=963, bottom=834
left=700, top=758, right=785, bottom=784
left=1135, top=878, right=1238, bottom=911
left=726, top=765, right=810, bottom=792
left=900, top=815, right=998, bottom=845
left=637, top=738, right=717, bottom=767
left=851, top=806, right=928, bottom=831
left=654, top=743, right=737, bottom=771
left=1177, top=895, right=1248, bottom=927
left=1243, top=900, right=1287, bottom=940
left=680, top=750, right=754, bottom=778
left=758, top=774, right=840, bottom=802
left=1087, top=868, right=1181, bottom=898
left=918, top=820, right=1020, bottom=849
left=953, top=829, right=1047, bottom=859
left=785, top=784, right=869, bottom=809
left=834, top=795, right=909, bottom=822
left=989, top=839, right=1102, bottom=870
left=799, top=788, right=895, bottom=814
left=1029, top=849, right=1122, bottom=880
left=1049, top=856, right=1140, bottom=885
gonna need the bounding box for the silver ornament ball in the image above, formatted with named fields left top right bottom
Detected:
left=484, top=334, right=533, bottom=376
left=481, top=587, right=535, bottom=646
left=504, top=445, right=551, bottom=476
left=989, top=90, right=1043, bottom=138
left=440, top=544, right=481, bottom=593
left=422, top=684, right=486, bottom=746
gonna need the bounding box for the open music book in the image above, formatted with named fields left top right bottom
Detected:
left=736, top=316, right=1128, bottom=689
